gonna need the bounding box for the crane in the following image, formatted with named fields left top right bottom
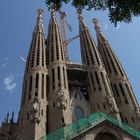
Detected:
left=58, top=10, right=79, bottom=62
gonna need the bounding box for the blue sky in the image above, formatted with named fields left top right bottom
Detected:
left=0, top=0, right=140, bottom=124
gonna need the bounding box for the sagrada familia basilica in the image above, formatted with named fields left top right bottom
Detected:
left=0, top=6, right=140, bottom=140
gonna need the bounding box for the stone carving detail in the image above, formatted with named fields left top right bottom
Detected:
left=30, top=66, right=48, bottom=73
left=30, top=97, right=41, bottom=123
left=107, top=95, right=119, bottom=113
left=56, top=88, right=67, bottom=109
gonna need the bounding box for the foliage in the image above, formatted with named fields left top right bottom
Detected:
left=45, top=0, right=140, bottom=25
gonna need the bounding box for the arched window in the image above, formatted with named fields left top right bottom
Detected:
left=42, top=74, right=44, bottom=99
left=74, top=107, right=84, bottom=120
left=63, top=67, right=66, bottom=89
left=95, top=132, right=119, bottom=140
left=29, top=76, right=32, bottom=92
left=36, top=73, right=39, bottom=89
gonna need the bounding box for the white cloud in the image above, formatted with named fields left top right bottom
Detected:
left=104, top=23, right=108, bottom=31
left=1, top=64, right=7, bottom=68
left=115, top=24, right=121, bottom=29
left=0, top=57, right=9, bottom=68
left=3, top=75, right=16, bottom=92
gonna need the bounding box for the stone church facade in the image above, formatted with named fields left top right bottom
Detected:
left=0, top=8, right=140, bottom=140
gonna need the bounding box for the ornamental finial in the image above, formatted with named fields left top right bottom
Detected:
left=77, top=8, right=83, bottom=21
left=92, top=18, right=101, bottom=33
left=50, top=3, right=56, bottom=16
left=37, top=9, right=43, bottom=18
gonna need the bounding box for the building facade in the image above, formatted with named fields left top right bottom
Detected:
left=0, top=8, right=140, bottom=140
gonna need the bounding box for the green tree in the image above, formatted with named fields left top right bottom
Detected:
left=45, top=0, right=140, bottom=25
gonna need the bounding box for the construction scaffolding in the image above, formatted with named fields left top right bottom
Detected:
left=41, top=112, right=140, bottom=140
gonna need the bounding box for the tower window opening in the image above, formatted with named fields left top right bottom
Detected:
left=88, top=49, right=94, bottom=64
left=131, top=117, right=135, bottom=123
left=30, top=35, right=37, bottom=68
left=58, top=30, right=64, bottom=61
left=95, top=71, right=101, bottom=90
left=90, top=73, right=96, bottom=91
left=35, top=92, right=38, bottom=96
left=36, top=34, right=41, bottom=66
left=107, top=46, right=124, bottom=76
left=119, top=83, right=125, bottom=96
left=42, top=38, right=45, bottom=67
left=95, top=71, right=99, bottom=84
left=52, top=69, right=55, bottom=82
left=94, top=48, right=100, bottom=65
left=111, top=83, right=114, bottom=93
left=46, top=75, right=49, bottom=98
left=51, top=34, right=54, bottom=61
left=31, top=51, right=35, bottom=67
left=28, top=94, right=31, bottom=100
left=125, top=117, right=128, bottom=123
left=27, top=113, right=29, bottom=120
left=105, top=47, right=118, bottom=75
left=119, top=83, right=128, bottom=104
left=53, top=102, right=55, bottom=108
left=58, top=82, right=61, bottom=88
left=99, top=86, right=101, bottom=90
left=61, top=117, right=65, bottom=126
left=41, top=109, right=43, bottom=116
left=101, top=46, right=112, bottom=73
left=97, top=104, right=100, bottom=110
left=46, top=105, right=49, bottom=134
left=52, top=69, right=55, bottom=89
left=100, top=72, right=108, bottom=93
left=115, top=59, right=124, bottom=77
left=83, top=40, right=90, bottom=65
left=36, top=73, right=39, bottom=89
left=57, top=66, right=60, bottom=80
left=114, top=83, right=120, bottom=97
left=103, top=103, right=106, bottom=109
left=46, top=46, right=49, bottom=65
left=120, top=112, right=124, bottom=122
left=63, top=67, right=66, bottom=89
left=89, top=36, right=100, bottom=65
left=42, top=74, right=44, bottom=99
left=125, top=99, right=129, bottom=104
left=125, top=83, right=133, bottom=104
left=55, top=28, right=59, bottom=60
left=99, top=52, right=105, bottom=67
left=60, top=43, right=64, bottom=61
left=29, top=76, right=32, bottom=92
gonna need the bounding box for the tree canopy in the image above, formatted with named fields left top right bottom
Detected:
left=45, top=0, right=140, bottom=26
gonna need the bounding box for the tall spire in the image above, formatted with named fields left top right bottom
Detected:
left=92, top=18, right=106, bottom=42
left=77, top=9, right=88, bottom=32
left=25, top=9, right=46, bottom=71
left=18, top=9, right=48, bottom=140
left=93, top=19, right=140, bottom=129
left=78, top=11, right=120, bottom=119
left=46, top=6, right=72, bottom=133
left=34, top=9, right=45, bottom=34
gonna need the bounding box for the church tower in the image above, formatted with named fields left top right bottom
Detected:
left=77, top=10, right=120, bottom=119
left=93, top=18, right=140, bottom=129
left=18, top=9, right=48, bottom=140
left=46, top=7, right=72, bottom=133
